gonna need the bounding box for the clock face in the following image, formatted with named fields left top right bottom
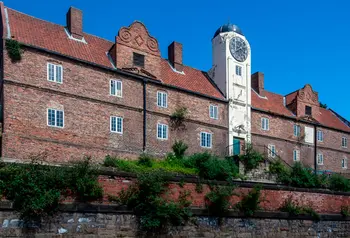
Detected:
left=229, top=37, right=248, bottom=62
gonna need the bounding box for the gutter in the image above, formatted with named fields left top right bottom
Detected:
left=143, top=80, right=147, bottom=151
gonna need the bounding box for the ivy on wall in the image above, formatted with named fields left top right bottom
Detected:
left=5, top=39, right=22, bottom=62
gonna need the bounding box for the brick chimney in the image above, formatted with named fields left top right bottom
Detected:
left=168, top=41, right=183, bottom=72
left=66, top=7, right=83, bottom=40
left=251, top=72, right=265, bottom=96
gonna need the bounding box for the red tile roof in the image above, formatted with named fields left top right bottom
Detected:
left=251, top=90, right=295, bottom=117
left=5, top=8, right=224, bottom=100
left=251, top=90, right=350, bottom=132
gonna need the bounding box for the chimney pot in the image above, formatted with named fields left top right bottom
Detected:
left=168, top=41, right=183, bottom=72
left=251, top=72, right=265, bottom=96
left=66, top=7, right=83, bottom=39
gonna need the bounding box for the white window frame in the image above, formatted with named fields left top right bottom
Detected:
left=209, top=105, right=218, bottom=120
left=293, top=124, right=301, bottom=137
left=342, top=137, right=348, bottom=148
left=47, top=63, right=63, bottom=83
left=47, top=108, right=64, bottom=128
left=235, top=65, right=242, bottom=76
left=317, top=153, right=324, bottom=165
left=261, top=117, right=269, bottom=131
left=200, top=132, right=212, bottom=148
left=110, top=79, right=123, bottom=97
left=342, top=158, right=348, bottom=169
left=317, top=130, right=324, bottom=142
left=157, top=91, right=168, bottom=108
left=293, top=149, right=300, bottom=162
left=157, top=123, right=168, bottom=140
left=268, top=144, right=276, bottom=158
left=110, top=116, right=123, bottom=134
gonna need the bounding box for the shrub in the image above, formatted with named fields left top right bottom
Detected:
left=5, top=39, right=22, bottom=62
left=239, top=144, right=265, bottom=172
left=0, top=157, right=102, bottom=222
left=205, top=185, right=237, bottom=216
left=137, top=154, right=153, bottom=167
left=172, top=140, right=188, bottom=158
left=329, top=174, right=350, bottom=192
left=118, top=170, right=192, bottom=233
left=341, top=205, right=350, bottom=217
left=170, top=107, right=188, bottom=130
left=279, top=197, right=320, bottom=220
left=236, top=185, right=262, bottom=216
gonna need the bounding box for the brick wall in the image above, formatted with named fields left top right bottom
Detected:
left=251, top=110, right=350, bottom=172
left=2, top=48, right=228, bottom=162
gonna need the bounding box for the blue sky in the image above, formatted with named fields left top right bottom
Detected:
left=6, top=0, right=350, bottom=119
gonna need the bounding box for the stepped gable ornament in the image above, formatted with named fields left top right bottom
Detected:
left=117, top=21, right=160, bottom=56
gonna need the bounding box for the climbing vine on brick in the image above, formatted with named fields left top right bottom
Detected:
left=5, top=39, right=22, bottom=62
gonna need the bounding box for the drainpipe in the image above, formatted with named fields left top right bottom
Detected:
left=143, top=80, right=147, bottom=152
left=314, top=124, right=317, bottom=173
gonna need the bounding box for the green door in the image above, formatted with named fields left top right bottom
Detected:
left=233, top=138, right=241, bottom=155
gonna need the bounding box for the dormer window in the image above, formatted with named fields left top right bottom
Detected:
left=305, top=106, right=312, bottom=116
left=133, top=52, right=145, bottom=68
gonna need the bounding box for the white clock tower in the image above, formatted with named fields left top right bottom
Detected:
left=209, top=24, right=251, bottom=155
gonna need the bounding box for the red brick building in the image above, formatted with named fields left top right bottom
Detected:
left=0, top=4, right=348, bottom=173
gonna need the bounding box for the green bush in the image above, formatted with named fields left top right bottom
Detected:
left=172, top=140, right=188, bottom=158
left=279, top=197, right=320, bottom=220
left=0, top=157, right=102, bottom=222
left=5, top=39, right=22, bottom=62
left=205, top=185, right=237, bottom=216
left=329, top=174, right=350, bottom=192
left=236, top=185, right=262, bottom=216
left=239, top=144, right=265, bottom=172
left=117, top=170, right=192, bottom=232
left=137, top=154, right=153, bottom=167
left=341, top=205, right=350, bottom=217
left=185, top=152, right=239, bottom=180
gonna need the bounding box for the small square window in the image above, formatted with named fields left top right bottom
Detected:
left=47, top=63, right=63, bottom=83
left=293, top=149, right=300, bottom=161
left=157, top=123, right=168, bottom=140
left=342, top=158, right=347, bottom=169
left=200, top=132, right=212, bottom=148
left=261, top=117, right=269, bottom=131
left=293, top=124, right=301, bottom=137
left=342, top=137, right=348, bottom=148
left=235, top=65, right=242, bottom=76
left=268, top=144, right=276, bottom=158
left=47, top=108, right=64, bottom=128
left=317, top=130, right=324, bottom=142
left=133, top=52, right=145, bottom=68
left=317, top=153, right=324, bottom=165
left=110, top=80, right=122, bottom=97
left=110, top=116, right=123, bottom=134
left=305, top=106, right=312, bottom=116
left=157, top=91, right=168, bottom=108
left=209, top=105, right=218, bottom=119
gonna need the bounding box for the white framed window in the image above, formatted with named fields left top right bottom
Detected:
left=200, top=132, right=212, bottom=148
left=235, top=65, right=242, bottom=76
left=47, top=108, right=64, bottom=128
left=261, top=117, right=269, bottom=131
left=342, top=137, right=348, bottom=148
left=317, top=130, right=324, bottom=142
left=268, top=144, right=276, bottom=158
left=157, top=91, right=168, bottom=108
left=47, top=63, right=63, bottom=83
left=342, top=158, right=348, bottom=169
left=209, top=105, right=218, bottom=120
left=110, top=80, right=122, bottom=97
left=157, top=123, right=168, bottom=140
left=293, top=149, right=300, bottom=162
left=110, top=116, right=123, bottom=134
left=317, top=153, right=324, bottom=165
left=293, top=124, right=301, bottom=137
